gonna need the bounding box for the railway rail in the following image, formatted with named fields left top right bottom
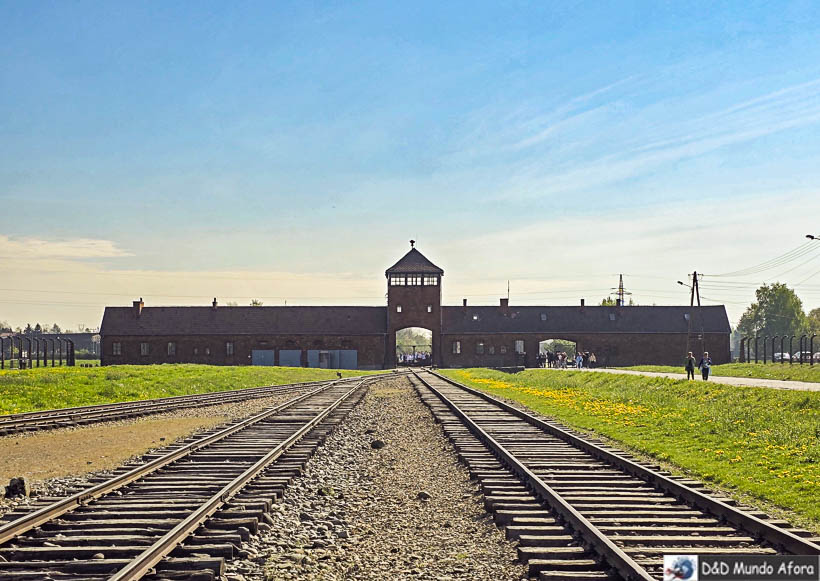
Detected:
left=0, top=377, right=361, bottom=437
left=411, top=369, right=820, bottom=581
left=0, top=374, right=382, bottom=580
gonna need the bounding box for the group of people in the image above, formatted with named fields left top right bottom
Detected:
left=398, top=351, right=431, bottom=366
left=685, top=351, right=713, bottom=380
left=537, top=350, right=597, bottom=369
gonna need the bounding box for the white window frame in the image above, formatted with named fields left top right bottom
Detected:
left=396, top=305, right=402, bottom=313
left=226, top=341, right=235, bottom=356
left=515, top=340, right=525, bottom=354
left=427, top=305, right=433, bottom=313
left=167, top=342, right=176, bottom=356
left=140, top=342, right=150, bottom=356
left=407, top=275, right=422, bottom=286
left=390, top=275, right=405, bottom=286
left=423, top=275, right=438, bottom=286
left=452, top=341, right=461, bottom=354
left=112, top=342, right=122, bottom=356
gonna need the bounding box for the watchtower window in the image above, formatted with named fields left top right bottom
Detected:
left=407, top=275, right=422, bottom=286
left=423, top=275, right=438, bottom=286
left=390, top=275, right=405, bottom=286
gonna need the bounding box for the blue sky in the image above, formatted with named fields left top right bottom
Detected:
left=2, top=1, right=820, bottom=329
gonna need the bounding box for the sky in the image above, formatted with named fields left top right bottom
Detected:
left=2, top=1, right=820, bottom=331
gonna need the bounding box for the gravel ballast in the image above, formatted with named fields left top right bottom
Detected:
left=226, top=376, right=527, bottom=581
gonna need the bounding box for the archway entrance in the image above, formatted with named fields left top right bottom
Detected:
left=396, top=327, right=432, bottom=367
left=538, top=338, right=577, bottom=368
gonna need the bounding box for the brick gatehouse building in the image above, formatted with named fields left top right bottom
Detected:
left=101, top=245, right=730, bottom=368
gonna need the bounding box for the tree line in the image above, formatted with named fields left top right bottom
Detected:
left=0, top=321, right=98, bottom=335
left=736, top=283, right=820, bottom=339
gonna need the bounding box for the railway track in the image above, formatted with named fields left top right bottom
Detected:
left=0, top=374, right=381, bottom=580
left=0, top=377, right=356, bottom=437
left=412, top=369, right=820, bottom=581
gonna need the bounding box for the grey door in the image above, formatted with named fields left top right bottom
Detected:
left=278, top=349, right=302, bottom=367
left=339, top=350, right=358, bottom=369
left=251, top=350, right=275, bottom=366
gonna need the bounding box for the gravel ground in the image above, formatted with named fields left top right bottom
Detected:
left=0, top=389, right=310, bottom=517
left=226, top=376, right=527, bottom=581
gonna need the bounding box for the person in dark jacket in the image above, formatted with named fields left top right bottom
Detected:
left=697, top=352, right=712, bottom=381
left=685, top=351, right=696, bottom=380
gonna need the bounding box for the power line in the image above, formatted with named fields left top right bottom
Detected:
left=706, top=240, right=819, bottom=278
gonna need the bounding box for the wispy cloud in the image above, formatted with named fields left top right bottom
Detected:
left=0, top=235, right=132, bottom=260
left=445, top=75, right=820, bottom=201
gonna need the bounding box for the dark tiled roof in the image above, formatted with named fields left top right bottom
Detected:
left=385, top=248, right=444, bottom=275
left=441, top=305, right=730, bottom=335
left=101, top=306, right=387, bottom=336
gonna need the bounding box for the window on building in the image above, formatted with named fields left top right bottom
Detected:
left=140, top=342, right=149, bottom=356
left=112, top=342, right=122, bottom=356
left=472, top=314, right=480, bottom=321
left=452, top=341, right=461, bottom=354
left=609, top=313, right=616, bottom=321
left=205, top=347, right=210, bottom=356
left=396, top=305, right=402, bottom=313
left=226, top=341, right=235, bottom=356
left=423, top=275, right=438, bottom=286
left=489, top=345, right=495, bottom=355
left=193, top=347, right=199, bottom=355
left=476, top=341, right=485, bottom=355
left=514, top=340, right=525, bottom=354
left=500, top=345, right=507, bottom=354
left=684, top=313, right=690, bottom=321
left=407, top=275, right=422, bottom=286
left=390, top=275, right=405, bottom=286
left=427, top=305, right=432, bottom=313
left=167, top=342, right=176, bottom=356
left=540, top=313, right=547, bottom=321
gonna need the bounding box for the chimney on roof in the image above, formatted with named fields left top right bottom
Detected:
left=500, top=298, right=509, bottom=309
left=212, top=298, right=218, bottom=310
left=462, top=298, right=467, bottom=307
left=580, top=298, right=585, bottom=307
left=133, top=298, right=144, bottom=318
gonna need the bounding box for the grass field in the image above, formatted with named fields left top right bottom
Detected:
left=0, top=364, right=381, bottom=415
left=619, top=363, right=820, bottom=383
left=440, top=368, right=820, bottom=531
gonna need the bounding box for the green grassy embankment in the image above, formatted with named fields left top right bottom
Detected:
left=619, top=363, right=820, bottom=383
left=440, top=368, right=820, bottom=531
left=0, top=364, right=382, bottom=415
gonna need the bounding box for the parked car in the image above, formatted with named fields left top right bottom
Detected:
left=792, top=351, right=813, bottom=362
left=772, top=352, right=790, bottom=362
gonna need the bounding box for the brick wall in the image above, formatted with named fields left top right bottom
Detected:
left=440, top=332, right=730, bottom=368
left=102, top=334, right=387, bottom=369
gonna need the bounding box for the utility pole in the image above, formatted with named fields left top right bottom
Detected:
left=690, top=271, right=701, bottom=307
left=611, top=274, right=632, bottom=305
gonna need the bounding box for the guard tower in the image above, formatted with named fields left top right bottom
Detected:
left=385, top=241, right=443, bottom=367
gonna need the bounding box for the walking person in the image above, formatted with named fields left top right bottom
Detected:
left=589, top=352, right=597, bottom=368
left=685, top=351, right=696, bottom=380
left=575, top=352, right=584, bottom=369
left=698, top=351, right=712, bottom=381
